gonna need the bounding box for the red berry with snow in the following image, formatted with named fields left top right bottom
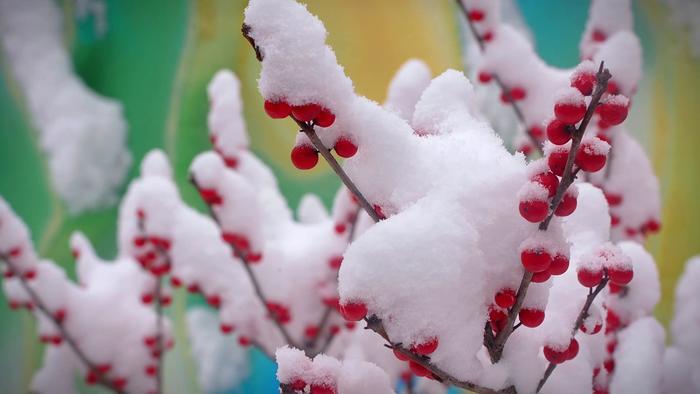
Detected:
left=291, top=144, right=319, bottom=170
left=546, top=119, right=572, bottom=145
left=543, top=344, right=568, bottom=364
left=410, top=337, right=438, bottom=355
left=340, top=301, right=368, bottom=321
left=596, top=96, right=629, bottom=126
left=468, top=9, right=485, bottom=21
left=519, top=199, right=549, bottom=223
left=478, top=71, right=492, bottom=84
left=577, top=267, right=603, bottom=287
left=408, top=361, right=431, bottom=377
left=575, top=139, right=607, bottom=172
left=291, top=379, right=307, bottom=391
left=548, top=254, right=570, bottom=276
left=519, top=308, right=545, bottom=328
left=567, top=338, right=579, bottom=360
left=554, top=101, right=586, bottom=125
left=607, top=266, right=633, bottom=286
left=495, top=289, right=516, bottom=309
left=291, top=103, right=322, bottom=122
left=571, top=72, right=596, bottom=96
left=334, top=137, right=357, bottom=158
left=264, top=100, right=291, bottom=119
left=555, top=191, right=577, bottom=217
left=532, top=172, right=559, bottom=198
left=314, top=108, right=336, bottom=127
left=547, top=148, right=570, bottom=177
left=521, top=248, right=552, bottom=273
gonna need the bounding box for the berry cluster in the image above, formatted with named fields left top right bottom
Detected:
left=264, top=100, right=359, bottom=170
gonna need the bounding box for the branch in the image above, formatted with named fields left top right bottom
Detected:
left=0, top=255, right=125, bottom=394
left=365, top=316, right=516, bottom=394
left=536, top=277, right=610, bottom=393
left=454, top=0, right=541, bottom=154
left=487, top=63, right=611, bottom=363
left=294, top=118, right=381, bottom=223
left=189, top=176, right=300, bottom=349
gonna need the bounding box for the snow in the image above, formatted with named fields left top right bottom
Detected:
left=384, top=59, right=432, bottom=122
left=668, top=256, right=700, bottom=392
left=0, top=0, right=131, bottom=213
left=609, top=317, right=665, bottom=394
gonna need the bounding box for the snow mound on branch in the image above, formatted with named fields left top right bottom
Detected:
left=610, top=317, right=665, bottom=394
left=667, top=256, right=700, bottom=392
left=0, top=0, right=130, bottom=213
left=580, top=0, right=634, bottom=60
left=384, top=59, right=432, bottom=122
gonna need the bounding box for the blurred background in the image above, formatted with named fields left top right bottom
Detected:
left=0, top=0, right=698, bottom=392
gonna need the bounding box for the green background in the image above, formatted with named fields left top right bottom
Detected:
left=0, top=0, right=698, bottom=392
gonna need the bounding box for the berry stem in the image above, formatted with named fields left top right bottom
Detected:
left=455, top=0, right=541, bottom=154
left=189, top=176, right=300, bottom=350
left=295, top=119, right=382, bottom=223
left=365, top=316, right=516, bottom=394
left=0, top=254, right=126, bottom=394
left=536, top=277, right=610, bottom=393
left=487, top=63, right=611, bottom=363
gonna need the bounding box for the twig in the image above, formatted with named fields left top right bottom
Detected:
left=365, top=317, right=516, bottom=394
left=189, top=176, right=300, bottom=349
left=454, top=0, right=541, bottom=154
left=295, top=120, right=381, bottom=223
left=487, top=63, right=611, bottom=363
left=0, top=255, right=125, bottom=393
left=536, top=277, right=610, bottom=392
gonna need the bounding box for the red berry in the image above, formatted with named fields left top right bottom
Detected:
left=644, top=219, right=661, bottom=233
left=482, top=31, right=494, bottom=42
left=532, top=172, right=559, bottom=198
left=334, top=137, right=358, bottom=158
left=315, top=108, right=336, bottom=128
left=596, top=97, right=629, bottom=126
left=112, top=377, right=127, bottom=390
left=521, top=248, right=552, bottom=273
left=54, top=308, right=67, bottom=324
left=291, top=144, right=319, bottom=170
left=519, top=308, right=545, bottom=328
left=310, top=385, right=335, bottom=394
left=546, top=119, right=572, bottom=145
left=510, top=87, right=526, bottom=100
left=554, top=101, right=586, bottom=125
left=592, top=29, right=607, bottom=42
left=264, top=100, right=291, bottom=119
left=334, top=223, right=346, bottom=234
left=291, top=379, right=307, bottom=391
left=187, top=283, right=200, bottom=294
left=239, top=336, right=251, bottom=346
left=198, top=188, right=223, bottom=205
left=85, top=371, right=99, bottom=385
left=581, top=321, right=602, bottom=335
left=170, top=277, right=182, bottom=287
left=555, top=191, right=577, bottom=217
left=478, top=71, right=492, bottom=83
left=607, top=267, right=633, bottom=285
left=410, top=337, right=438, bottom=355
left=133, top=236, right=147, bottom=247
left=576, top=142, right=607, bottom=173
left=604, top=192, right=623, bottom=206
left=145, top=365, right=157, bottom=377
left=529, top=126, right=544, bottom=140
left=373, top=205, right=387, bottom=220
left=606, top=310, right=622, bottom=333
left=223, top=156, right=238, bottom=169
left=144, top=336, right=157, bottom=347
left=468, top=9, right=485, bottom=21
left=607, top=81, right=619, bottom=94
left=304, top=325, right=319, bottom=338
left=607, top=340, right=617, bottom=354
left=519, top=199, right=549, bottom=223
left=577, top=267, right=603, bottom=287
left=571, top=72, right=596, bottom=96
left=339, top=301, right=368, bottom=321
left=518, top=143, right=533, bottom=156
left=495, top=289, right=516, bottom=309
left=141, top=293, right=154, bottom=304
left=393, top=348, right=408, bottom=361
left=220, top=323, right=234, bottom=334
left=50, top=336, right=63, bottom=345
left=547, top=148, right=570, bottom=177
left=206, top=294, right=221, bottom=308
left=548, top=254, right=569, bottom=276
left=531, top=270, right=551, bottom=283
left=543, top=344, right=568, bottom=364
left=604, top=358, right=615, bottom=373
left=408, top=361, right=431, bottom=377
left=292, top=104, right=322, bottom=122
left=24, top=270, right=37, bottom=280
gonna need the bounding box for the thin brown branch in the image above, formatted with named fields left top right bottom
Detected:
left=189, top=176, right=300, bottom=349
left=1, top=255, right=125, bottom=394
left=487, top=63, right=611, bottom=363
left=365, top=316, right=516, bottom=394
left=536, top=277, right=610, bottom=392
left=295, top=120, right=381, bottom=223
left=454, top=0, right=541, bottom=154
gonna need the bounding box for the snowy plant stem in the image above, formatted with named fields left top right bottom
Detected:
left=536, top=277, right=610, bottom=393
left=365, top=317, right=516, bottom=394
left=0, top=255, right=125, bottom=394
left=239, top=24, right=381, bottom=223
left=455, top=0, right=541, bottom=153
left=189, top=176, right=300, bottom=349
left=489, top=63, right=612, bottom=363
left=295, top=119, right=381, bottom=223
